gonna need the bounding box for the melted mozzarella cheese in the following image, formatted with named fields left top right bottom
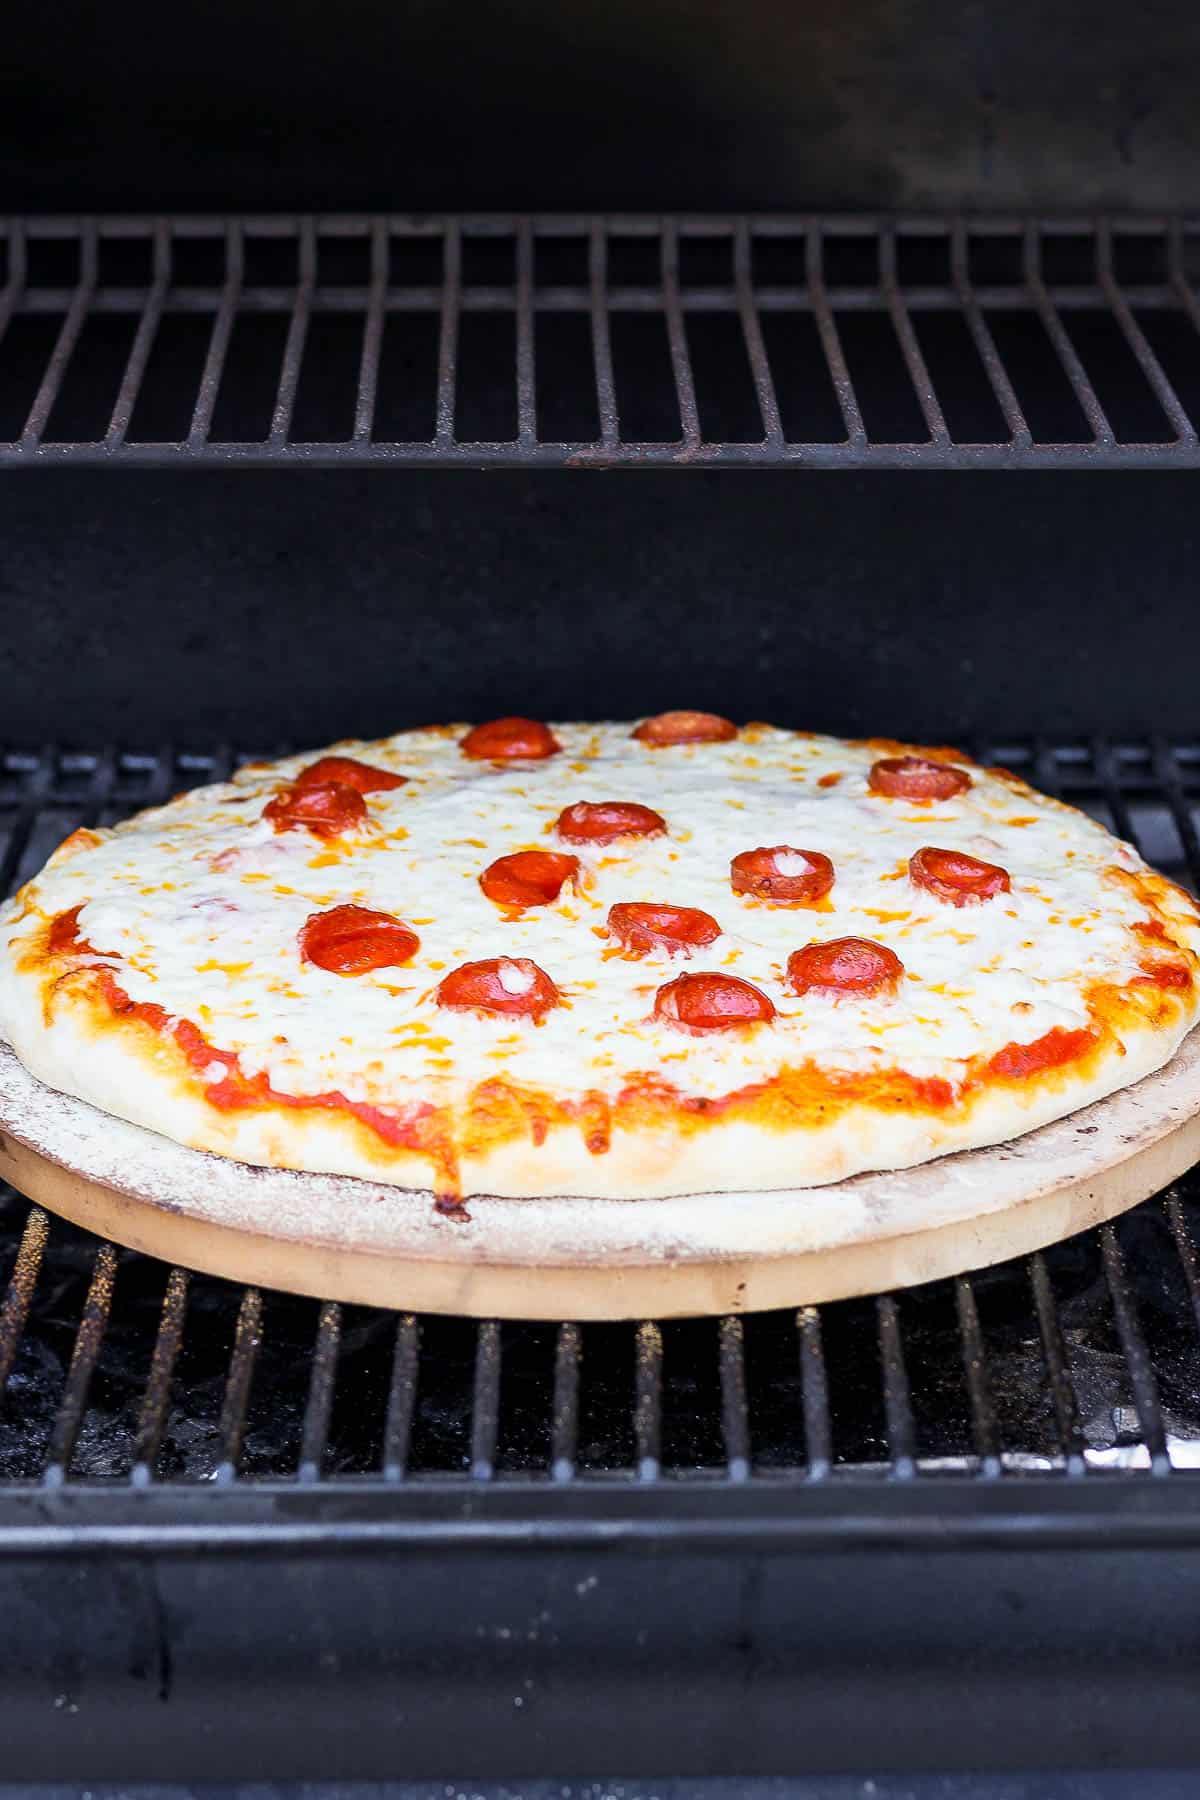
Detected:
left=6, top=725, right=1198, bottom=1110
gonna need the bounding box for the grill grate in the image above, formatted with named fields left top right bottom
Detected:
left=1, top=739, right=1200, bottom=1485
left=3, top=214, right=1200, bottom=466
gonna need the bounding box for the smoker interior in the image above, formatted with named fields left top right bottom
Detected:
left=4, top=211, right=1200, bottom=1783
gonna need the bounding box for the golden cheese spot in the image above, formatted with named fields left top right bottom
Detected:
left=53, top=827, right=104, bottom=861
left=1006, top=815, right=1038, bottom=826
left=195, top=959, right=252, bottom=977
left=863, top=907, right=911, bottom=924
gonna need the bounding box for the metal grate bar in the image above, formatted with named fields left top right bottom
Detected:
left=215, top=1286, right=262, bottom=1481
left=1168, top=219, right=1200, bottom=340
left=0, top=1205, right=49, bottom=1399
left=0, top=751, right=55, bottom=899
left=1022, top=223, right=1115, bottom=447
left=130, top=1267, right=189, bottom=1485
left=1153, top=738, right=1200, bottom=889
left=949, top=219, right=1031, bottom=448
left=877, top=1296, right=917, bottom=1478
left=806, top=226, right=867, bottom=447
left=587, top=221, right=619, bottom=450
left=550, top=1321, right=581, bottom=1483
left=1101, top=1225, right=1171, bottom=1474
left=104, top=218, right=171, bottom=448
left=733, top=219, right=783, bottom=447
left=382, top=1313, right=420, bottom=1480
left=1029, top=1251, right=1087, bottom=1473
left=879, top=224, right=950, bottom=446
left=471, top=1320, right=502, bottom=1481
left=43, top=1240, right=119, bottom=1484
left=797, top=1306, right=832, bottom=1478
left=1, top=211, right=1193, bottom=241
left=16, top=278, right=1200, bottom=319
left=0, top=217, right=27, bottom=353
left=269, top=217, right=316, bottom=445
left=77, top=745, right=118, bottom=830
left=660, top=218, right=702, bottom=450
left=1165, top=1192, right=1200, bottom=1347
left=19, top=220, right=99, bottom=448
left=298, top=1301, right=342, bottom=1481
left=515, top=216, right=537, bottom=448
left=352, top=217, right=388, bottom=443
left=718, top=1316, right=751, bottom=1481
left=954, top=1275, right=1002, bottom=1476
left=1095, top=222, right=1197, bottom=446
left=188, top=220, right=244, bottom=446
left=434, top=220, right=462, bottom=448
left=634, top=1321, right=663, bottom=1481
left=1094, top=737, right=1137, bottom=843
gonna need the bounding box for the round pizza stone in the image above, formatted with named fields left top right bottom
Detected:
left=1, top=1028, right=1198, bottom=1319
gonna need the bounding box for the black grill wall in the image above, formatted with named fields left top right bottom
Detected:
left=4, top=0, right=1199, bottom=215
left=4, top=470, right=1197, bottom=746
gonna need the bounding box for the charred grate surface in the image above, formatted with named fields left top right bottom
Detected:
left=1, top=738, right=1200, bottom=1485
left=2, top=214, right=1200, bottom=466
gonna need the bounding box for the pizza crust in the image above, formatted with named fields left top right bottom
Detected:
left=0, top=956, right=1195, bottom=1199
left=1, top=1028, right=1198, bottom=1318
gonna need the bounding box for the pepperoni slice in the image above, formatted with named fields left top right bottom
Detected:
left=436, top=957, right=560, bottom=1020
left=294, top=755, right=407, bottom=795
left=787, top=936, right=904, bottom=998
left=868, top=756, right=971, bottom=801
left=263, top=781, right=368, bottom=839
left=633, top=711, right=738, bottom=747
left=460, top=718, right=561, bottom=761
left=654, top=971, right=775, bottom=1030
left=607, top=902, right=721, bottom=957
left=730, top=846, right=835, bottom=905
left=479, top=849, right=580, bottom=908
left=300, top=904, right=420, bottom=975
left=556, top=801, right=667, bottom=845
left=910, top=845, right=1010, bottom=905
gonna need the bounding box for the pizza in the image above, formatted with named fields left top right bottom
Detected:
left=0, top=714, right=1197, bottom=1214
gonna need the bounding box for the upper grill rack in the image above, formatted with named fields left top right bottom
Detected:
left=1, top=739, right=1200, bottom=1485
left=4, top=214, right=1200, bottom=466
